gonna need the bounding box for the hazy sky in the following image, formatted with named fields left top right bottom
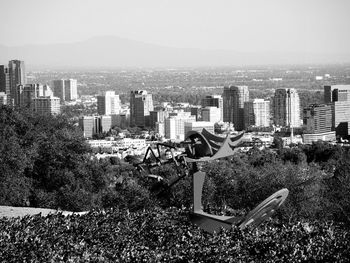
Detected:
left=1, top=0, right=349, bottom=54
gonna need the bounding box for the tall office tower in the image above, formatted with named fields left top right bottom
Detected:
left=273, top=88, right=300, bottom=128
left=150, top=109, right=169, bottom=128
left=64, top=79, right=78, bottom=101
left=15, top=84, right=43, bottom=108
left=303, top=104, right=332, bottom=134
left=201, top=95, right=223, bottom=121
left=0, top=65, right=10, bottom=104
left=244, top=99, right=270, bottom=128
left=201, top=106, right=221, bottom=123
left=33, top=96, right=61, bottom=115
left=303, top=104, right=335, bottom=144
left=9, top=60, right=26, bottom=104
left=130, top=90, right=154, bottom=127
left=78, top=116, right=101, bottom=138
left=324, top=85, right=350, bottom=103
left=332, top=102, right=350, bottom=137
left=52, top=80, right=65, bottom=101
left=324, top=85, right=350, bottom=137
left=97, top=91, right=121, bottom=115
left=222, top=85, right=249, bottom=131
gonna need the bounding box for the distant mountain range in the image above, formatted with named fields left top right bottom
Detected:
left=0, top=36, right=349, bottom=69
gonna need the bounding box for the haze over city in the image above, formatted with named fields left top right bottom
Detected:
left=1, top=0, right=350, bottom=67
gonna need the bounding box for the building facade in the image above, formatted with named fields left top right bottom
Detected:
left=165, top=112, right=196, bottom=140
left=201, top=106, right=221, bottom=123
left=201, top=95, right=223, bottom=121
left=130, top=90, right=154, bottom=127
left=33, top=96, right=61, bottom=115
left=324, top=85, right=350, bottom=103
left=324, top=85, right=350, bottom=137
left=9, top=60, right=26, bottom=105
left=222, top=85, right=249, bottom=131
left=0, top=65, right=10, bottom=104
left=273, top=88, right=300, bottom=127
left=15, top=84, right=44, bottom=108
left=244, top=99, right=270, bottom=128
left=53, top=79, right=78, bottom=102
left=184, top=121, right=215, bottom=136
left=97, top=91, right=121, bottom=115
left=303, top=104, right=332, bottom=134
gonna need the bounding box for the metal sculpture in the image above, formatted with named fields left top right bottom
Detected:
left=134, top=129, right=289, bottom=233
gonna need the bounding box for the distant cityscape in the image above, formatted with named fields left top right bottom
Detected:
left=1, top=59, right=350, bottom=157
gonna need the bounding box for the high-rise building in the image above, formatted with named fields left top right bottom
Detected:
left=244, top=99, right=270, bottom=128
left=273, top=88, right=300, bottom=127
left=15, top=84, right=44, bottom=108
left=130, top=90, right=154, bottom=127
left=202, top=95, right=223, bottom=121
left=324, top=85, right=350, bottom=137
left=0, top=65, right=10, bottom=104
left=52, top=80, right=65, bottom=101
left=324, top=85, right=350, bottom=103
left=165, top=111, right=196, bottom=140
left=150, top=109, right=169, bottom=128
left=78, top=116, right=101, bottom=138
left=97, top=91, right=121, bottom=115
left=9, top=60, right=26, bottom=105
left=222, top=85, right=249, bottom=131
left=332, top=102, right=350, bottom=137
left=64, top=79, right=78, bottom=101
left=201, top=107, right=221, bottom=123
left=33, top=96, right=61, bottom=115
left=303, top=104, right=335, bottom=144
left=303, top=104, right=332, bottom=134
left=52, top=79, right=78, bottom=102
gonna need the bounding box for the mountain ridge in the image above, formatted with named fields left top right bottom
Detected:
left=0, top=36, right=349, bottom=68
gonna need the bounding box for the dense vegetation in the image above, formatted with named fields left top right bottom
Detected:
left=1, top=208, right=349, bottom=262
left=1, top=105, right=350, bottom=261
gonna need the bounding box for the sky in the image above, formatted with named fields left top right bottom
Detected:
left=1, top=0, right=350, bottom=54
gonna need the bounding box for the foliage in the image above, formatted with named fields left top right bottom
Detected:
left=0, top=208, right=349, bottom=262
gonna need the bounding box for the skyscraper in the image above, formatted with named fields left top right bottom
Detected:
left=303, top=104, right=335, bottom=144
left=244, top=99, right=270, bottom=128
left=273, top=88, right=300, bottom=127
left=8, top=60, right=26, bottom=105
left=303, top=104, right=332, bottom=134
left=324, top=85, right=350, bottom=103
left=15, top=84, right=44, bottom=108
left=201, top=95, right=223, bottom=121
left=53, top=79, right=78, bottom=102
left=97, top=91, right=121, bottom=115
left=130, top=90, right=154, bottom=127
left=0, top=65, right=10, bottom=104
left=323, top=85, right=350, bottom=137
left=64, top=79, right=78, bottom=101
left=222, top=85, right=249, bottom=131
left=52, top=80, right=65, bottom=101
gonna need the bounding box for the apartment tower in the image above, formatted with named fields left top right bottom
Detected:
left=222, top=85, right=249, bottom=131
left=273, top=88, right=300, bottom=127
